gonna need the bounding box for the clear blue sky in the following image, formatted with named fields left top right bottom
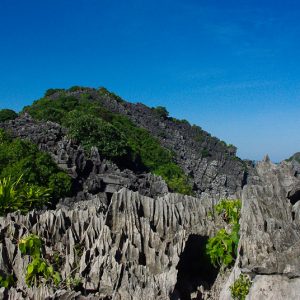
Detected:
left=0, top=0, right=300, bottom=162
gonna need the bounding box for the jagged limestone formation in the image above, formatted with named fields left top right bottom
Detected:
left=0, top=189, right=220, bottom=299
left=219, top=156, right=300, bottom=300
left=2, top=110, right=300, bottom=299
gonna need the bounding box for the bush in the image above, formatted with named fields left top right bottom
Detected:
left=64, top=110, right=128, bottom=159
left=152, top=106, right=169, bottom=119
left=201, top=148, right=211, bottom=158
left=0, top=109, right=17, bottom=122
left=19, top=235, right=60, bottom=286
left=206, top=199, right=241, bottom=268
left=0, top=130, right=72, bottom=207
left=44, top=88, right=65, bottom=97
left=68, top=86, right=84, bottom=92
left=230, top=274, right=252, bottom=300
left=0, top=176, right=51, bottom=216
left=0, top=273, right=14, bottom=288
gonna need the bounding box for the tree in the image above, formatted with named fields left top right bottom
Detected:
left=63, top=110, right=128, bottom=159
left=0, top=109, right=17, bottom=122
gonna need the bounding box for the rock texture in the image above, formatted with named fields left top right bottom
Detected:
left=2, top=92, right=300, bottom=299
left=219, top=155, right=300, bottom=299
left=47, top=88, right=249, bottom=200
left=96, top=91, right=248, bottom=200
left=0, top=115, right=169, bottom=204
left=0, top=188, right=221, bottom=299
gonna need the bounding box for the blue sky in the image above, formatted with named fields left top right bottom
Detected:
left=0, top=0, right=300, bottom=162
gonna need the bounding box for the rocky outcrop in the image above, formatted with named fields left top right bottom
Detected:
left=219, top=156, right=300, bottom=299
left=46, top=88, right=249, bottom=200
left=2, top=92, right=300, bottom=299
left=0, top=115, right=169, bottom=203
left=97, top=93, right=247, bottom=200
left=0, top=189, right=222, bottom=299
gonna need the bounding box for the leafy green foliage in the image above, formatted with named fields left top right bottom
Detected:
left=22, top=89, right=193, bottom=194
left=63, top=110, right=128, bottom=159
left=215, top=199, right=241, bottom=224
left=0, top=109, right=18, bottom=122
left=19, top=235, right=61, bottom=286
left=0, top=129, right=71, bottom=210
left=0, top=176, right=51, bottom=216
left=230, top=274, right=252, bottom=300
left=206, top=224, right=240, bottom=267
left=206, top=199, right=241, bottom=268
left=0, top=273, right=14, bottom=288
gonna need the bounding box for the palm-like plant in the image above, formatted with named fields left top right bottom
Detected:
left=0, top=175, right=51, bottom=216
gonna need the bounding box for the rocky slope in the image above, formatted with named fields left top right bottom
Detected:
left=1, top=89, right=300, bottom=299
left=46, top=87, right=249, bottom=200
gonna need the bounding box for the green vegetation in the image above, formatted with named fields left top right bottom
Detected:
left=44, top=88, right=65, bottom=97
left=0, top=129, right=72, bottom=213
left=68, top=86, right=85, bottom=92
left=64, top=110, right=128, bottom=159
left=286, top=153, right=300, bottom=164
left=152, top=106, right=169, bottom=119
left=0, top=273, right=14, bottom=288
left=98, top=87, right=124, bottom=103
left=19, top=235, right=61, bottom=286
left=23, top=91, right=193, bottom=195
left=0, top=176, right=51, bottom=216
left=111, top=115, right=193, bottom=194
left=215, top=199, right=241, bottom=224
left=206, top=199, right=241, bottom=268
left=230, top=274, right=252, bottom=300
left=201, top=148, right=211, bottom=158
left=0, top=109, right=18, bottom=122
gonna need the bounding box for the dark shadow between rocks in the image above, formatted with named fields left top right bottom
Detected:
left=288, top=189, right=300, bottom=205
left=170, top=235, right=219, bottom=300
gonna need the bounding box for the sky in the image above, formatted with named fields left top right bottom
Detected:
left=0, top=0, right=300, bottom=162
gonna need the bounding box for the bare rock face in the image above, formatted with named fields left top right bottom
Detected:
left=0, top=189, right=221, bottom=299
left=219, top=157, right=300, bottom=299
left=239, top=158, right=300, bottom=277
left=3, top=112, right=300, bottom=299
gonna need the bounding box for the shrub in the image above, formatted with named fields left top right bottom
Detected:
left=215, top=199, right=241, bottom=224
left=152, top=106, right=169, bottom=119
left=0, top=176, right=51, bottom=216
left=0, top=109, right=17, bottom=122
left=63, top=110, right=128, bottom=158
left=201, top=148, right=211, bottom=158
left=111, top=115, right=193, bottom=194
left=0, top=131, right=72, bottom=207
left=206, top=199, right=241, bottom=268
left=0, top=273, right=14, bottom=288
left=98, top=87, right=124, bottom=103
left=44, top=88, right=65, bottom=97
left=68, top=86, right=84, bottom=92
left=230, top=274, right=252, bottom=300
left=19, top=235, right=60, bottom=286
